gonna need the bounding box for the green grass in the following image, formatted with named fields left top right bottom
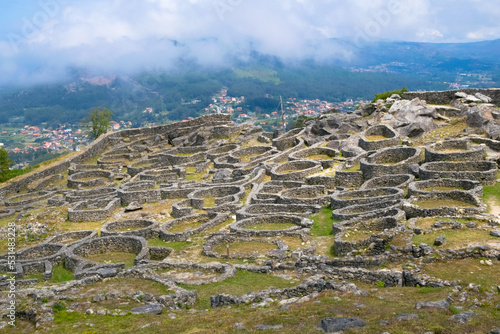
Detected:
left=148, top=238, right=195, bottom=251
left=204, top=197, right=216, bottom=207
left=6, top=282, right=497, bottom=334
left=373, top=87, right=408, bottom=102
left=483, top=181, right=500, bottom=213
left=85, top=252, right=137, bottom=268
left=179, top=270, right=296, bottom=309
left=168, top=220, right=206, bottom=233
left=244, top=222, right=297, bottom=231
left=344, top=164, right=360, bottom=172
left=343, top=229, right=374, bottom=242
left=51, top=265, right=74, bottom=282
left=310, top=207, right=337, bottom=236
left=413, top=199, right=477, bottom=209
left=213, top=241, right=276, bottom=255
left=421, top=258, right=500, bottom=288
left=422, top=186, right=464, bottom=192
left=185, top=173, right=204, bottom=182
left=365, top=135, right=389, bottom=141
left=413, top=229, right=493, bottom=249
left=80, top=277, right=172, bottom=297
left=24, top=272, right=44, bottom=281
left=0, top=166, right=37, bottom=183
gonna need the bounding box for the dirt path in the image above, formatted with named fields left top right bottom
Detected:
left=486, top=197, right=500, bottom=217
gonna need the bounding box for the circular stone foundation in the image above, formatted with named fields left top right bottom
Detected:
left=67, top=170, right=114, bottom=189
left=270, top=160, right=322, bottom=181
left=65, top=235, right=149, bottom=275
left=230, top=215, right=313, bottom=237
left=202, top=234, right=288, bottom=259
left=425, top=140, right=486, bottom=162
left=331, top=187, right=404, bottom=209
left=141, top=260, right=236, bottom=285
left=360, top=146, right=421, bottom=180
left=101, top=219, right=159, bottom=239
left=408, top=179, right=483, bottom=197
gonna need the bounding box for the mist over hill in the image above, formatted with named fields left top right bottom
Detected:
left=0, top=39, right=498, bottom=128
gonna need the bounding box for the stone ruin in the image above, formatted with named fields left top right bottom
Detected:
left=1, top=91, right=500, bottom=331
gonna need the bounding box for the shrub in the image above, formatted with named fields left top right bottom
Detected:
left=53, top=302, right=66, bottom=312
left=373, top=87, right=408, bottom=102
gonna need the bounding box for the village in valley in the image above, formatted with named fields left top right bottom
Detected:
left=204, top=88, right=370, bottom=131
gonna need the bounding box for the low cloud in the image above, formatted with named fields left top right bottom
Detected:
left=0, top=0, right=499, bottom=86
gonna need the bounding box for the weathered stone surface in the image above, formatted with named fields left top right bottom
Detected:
left=415, top=300, right=449, bottom=310
left=396, top=313, right=419, bottom=321
left=491, top=230, right=500, bottom=237
left=125, top=201, right=143, bottom=212
left=131, top=304, right=163, bottom=315
left=449, top=311, right=477, bottom=324
left=318, top=317, right=366, bottom=333
left=255, top=324, right=283, bottom=330
left=434, top=236, right=446, bottom=246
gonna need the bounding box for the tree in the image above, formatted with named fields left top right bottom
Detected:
left=0, top=148, right=13, bottom=177
left=86, top=107, right=113, bottom=139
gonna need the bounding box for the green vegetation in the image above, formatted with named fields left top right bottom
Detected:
left=244, top=222, right=296, bottom=231
left=83, top=107, right=113, bottom=139
left=421, top=258, right=500, bottom=288
left=310, top=207, right=336, bottom=236
left=85, top=252, right=136, bottom=268
left=373, top=87, right=408, bottom=102
left=168, top=220, right=206, bottom=233
left=0, top=148, right=13, bottom=176
left=214, top=241, right=276, bottom=255
left=179, top=270, right=296, bottom=309
left=51, top=265, right=74, bottom=283
left=365, top=135, right=389, bottom=141
left=413, top=229, right=492, bottom=249
left=483, top=180, right=500, bottom=213
left=344, top=164, right=361, bottom=172
left=413, top=199, right=477, bottom=209
left=148, top=238, right=195, bottom=251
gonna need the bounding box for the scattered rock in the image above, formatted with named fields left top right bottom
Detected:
left=490, top=230, right=500, bottom=238
left=449, top=311, right=477, bottom=324
left=140, top=322, right=161, bottom=329
left=475, top=93, right=492, bottom=103
left=255, top=324, right=283, bottom=330
left=212, top=168, right=232, bottom=181
left=434, top=236, right=446, bottom=246
left=466, top=221, right=478, bottom=228
left=234, top=323, right=245, bottom=329
left=97, top=268, right=118, bottom=278
left=131, top=304, right=163, bottom=315
left=125, top=201, right=143, bottom=212
left=396, top=313, right=419, bottom=321
left=318, top=317, right=366, bottom=333
left=415, top=300, right=449, bottom=310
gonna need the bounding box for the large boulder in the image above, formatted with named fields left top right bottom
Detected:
left=389, top=98, right=439, bottom=138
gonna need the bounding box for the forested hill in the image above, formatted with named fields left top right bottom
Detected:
left=0, top=39, right=499, bottom=128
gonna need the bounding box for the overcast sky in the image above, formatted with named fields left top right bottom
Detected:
left=1, top=0, right=499, bottom=86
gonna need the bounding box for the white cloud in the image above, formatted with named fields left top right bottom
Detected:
left=0, top=0, right=499, bottom=85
